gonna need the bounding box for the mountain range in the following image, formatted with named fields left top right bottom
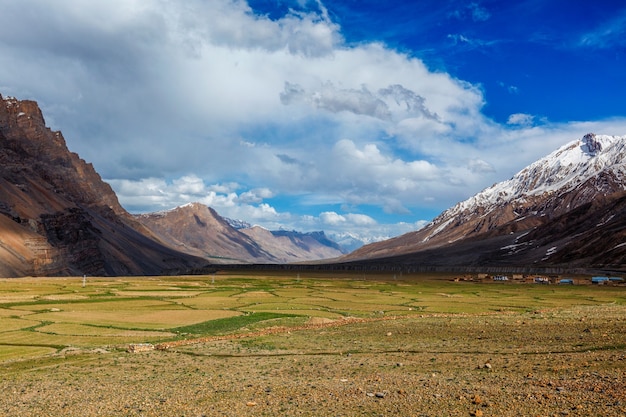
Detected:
left=340, top=133, right=626, bottom=273
left=0, top=94, right=342, bottom=277
left=134, top=203, right=344, bottom=264
left=1, top=93, right=625, bottom=277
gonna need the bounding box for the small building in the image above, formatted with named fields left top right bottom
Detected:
left=591, top=276, right=609, bottom=285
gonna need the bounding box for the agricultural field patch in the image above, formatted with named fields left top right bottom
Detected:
left=0, top=317, right=42, bottom=332
left=177, top=294, right=246, bottom=310
left=8, top=298, right=176, bottom=311
left=34, top=323, right=176, bottom=338
left=29, top=309, right=242, bottom=330
left=111, top=290, right=204, bottom=298
left=39, top=294, right=90, bottom=301
left=0, top=329, right=118, bottom=348
left=0, top=345, right=57, bottom=362
left=241, top=308, right=344, bottom=319
left=0, top=308, right=27, bottom=317
left=0, top=294, right=37, bottom=303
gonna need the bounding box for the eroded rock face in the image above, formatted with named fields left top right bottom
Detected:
left=0, top=95, right=124, bottom=215
left=0, top=94, right=204, bottom=277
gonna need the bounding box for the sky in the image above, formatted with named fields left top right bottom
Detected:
left=1, top=0, right=626, bottom=246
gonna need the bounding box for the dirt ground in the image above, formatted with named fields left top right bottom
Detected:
left=1, top=304, right=625, bottom=416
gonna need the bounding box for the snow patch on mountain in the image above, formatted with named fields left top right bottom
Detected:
left=225, top=217, right=252, bottom=230
left=422, top=217, right=454, bottom=242
left=440, top=134, right=626, bottom=221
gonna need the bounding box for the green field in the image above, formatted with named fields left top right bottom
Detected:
left=2, top=272, right=626, bottom=416
left=1, top=272, right=624, bottom=362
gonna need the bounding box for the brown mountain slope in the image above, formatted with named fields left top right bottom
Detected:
left=0, top=94, right=206, bottom=277
left=332, top=191, right=626, bottom=274
left=135, top=203, right=276, bottom=263
left=135, top=203, right=344, bottom=263
left=344, top=170, right=624, bottom=262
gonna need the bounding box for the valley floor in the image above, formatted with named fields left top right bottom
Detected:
left=1, top=304, right=625, bottom=416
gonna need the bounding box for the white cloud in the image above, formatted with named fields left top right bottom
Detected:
left=1, top=1, right=625, bottom=244
left=507, top=113, right=535, bottom=127
left=319, top=211, right=348, bottom=226
left=319, top=211, right=376, bottom=227
left=208, top=182, right=240, bottom=194
left=467, top=159, right=495, bottom=173
left=238, top=188, right=275, bottom=204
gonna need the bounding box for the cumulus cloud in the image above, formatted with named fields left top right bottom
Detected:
left=281, top=81, right=391, bottom=120
left=320, top=211, right=376, bottom=226
left=238, top=188, right=274, bottom=204
left=1, top=0, right=625, bottom=244
left=507, top=113, right=535, bottom=127
left=467, top=159, right=495, bottom=173
left=281, top=81, right=441, bottom=122
left=166, top=0, right=341, bottom=57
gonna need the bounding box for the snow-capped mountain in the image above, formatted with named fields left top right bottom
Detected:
left=445, top=133, right=625, bottom=221
left=327, top=231, right=392, bottom=253
left=341, top=133, right=626, bottom=271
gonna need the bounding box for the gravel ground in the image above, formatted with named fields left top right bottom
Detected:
left=1, top=305, right=625, bottom=416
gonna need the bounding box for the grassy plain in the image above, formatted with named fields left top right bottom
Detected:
left=1, top=272, right=625, bottom=416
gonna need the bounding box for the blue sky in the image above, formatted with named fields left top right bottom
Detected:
left=1, top=0, right=625, bottom=246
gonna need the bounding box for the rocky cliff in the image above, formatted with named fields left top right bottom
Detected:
left=0, top=94, right=206, bottom=277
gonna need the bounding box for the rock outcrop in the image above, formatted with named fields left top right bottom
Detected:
left=0, top=94, right=206, bottom=277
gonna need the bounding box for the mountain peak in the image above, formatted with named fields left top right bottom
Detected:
left=450, top=133, right=626, bottom=215
left=582, top=132, right=601, bottom=156
left=0, top=93, right=205, bottom=276
left=343, top=133, right=626, bottom=266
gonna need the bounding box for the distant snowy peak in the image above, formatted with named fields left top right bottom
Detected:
left=442, top=133, right=626, bottom=220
